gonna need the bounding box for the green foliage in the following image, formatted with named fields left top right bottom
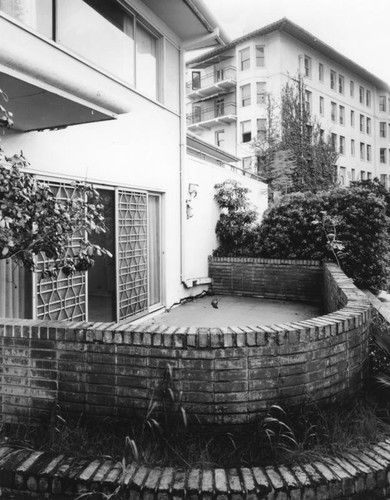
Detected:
left=0, top=163, right=111, bottom=276
left=0, top=88, right=13, bottom=129
left=213, top=180, right=259, bottom=257
left=256, top=183, right=390, bottom=290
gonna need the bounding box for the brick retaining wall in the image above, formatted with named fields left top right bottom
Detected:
left=0, top=261, right=371, bottom=425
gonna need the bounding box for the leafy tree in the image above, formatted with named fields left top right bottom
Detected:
left=254, top=77, right=339, bottom=196
left=0, top=88, right=110, bottom=277
left=213, top=179, right=259, bottom=257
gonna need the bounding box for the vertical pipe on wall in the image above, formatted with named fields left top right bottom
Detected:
left=19, top=265, right=25, bottom=319
left=179, top=47, right=187, bottom=285
left=0, top=259, right=6, bottom=316
left=12, top=263, right=19, bottom=319
left=5, top=258, right=13, bottom=317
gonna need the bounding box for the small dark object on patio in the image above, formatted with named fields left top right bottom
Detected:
left=211, top=297, right=219, bottom=309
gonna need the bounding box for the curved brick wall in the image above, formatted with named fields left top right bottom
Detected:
left=2, top=440, right=390, bottom=499
left=0, top=260, right=371, bottom=425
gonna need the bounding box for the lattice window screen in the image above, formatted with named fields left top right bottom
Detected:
left=35, top=183, right=86, bottom=321
left=117, top=189, right=148, bottom=320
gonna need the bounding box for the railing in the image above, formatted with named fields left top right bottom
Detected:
left=186, top=102, right=237, bottom=125
left=186, top=66, right=236, bottom=93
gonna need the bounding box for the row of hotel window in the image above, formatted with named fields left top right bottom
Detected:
left=339, top=170, right=390, bottom=188
left=239, top=46, right=265, bottom=71
left=214, top=119, right=267, bottom=147
left=331, top=134, right=390, bottom=164
left=305, top=56, right=390, bottom=113
left=242, top=87, right=390, bottom=139
left=307, top=93, right=390, bottom=138
left=338, top=167, right=374, bottom=185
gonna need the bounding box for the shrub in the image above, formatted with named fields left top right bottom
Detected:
left=256, top=183, right=390, bottom=291
left=213, top=180, right=259, bottom=257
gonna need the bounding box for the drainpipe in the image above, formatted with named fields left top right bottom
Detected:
left=179, top=25, right=228, bottom=288
left=179, top=46, right=187, bottom=286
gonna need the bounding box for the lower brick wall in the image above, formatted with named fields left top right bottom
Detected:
left=0, top=261, right=371, bottom=425
left=208, top=257, right=323, bottom=302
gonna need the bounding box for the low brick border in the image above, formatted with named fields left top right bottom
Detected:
left=0, top=262, right=372, bottom=425
left=2, top=441, right=390, bottom=499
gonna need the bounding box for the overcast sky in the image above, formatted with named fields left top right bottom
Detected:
left=204, top=0, right=390, bottom=84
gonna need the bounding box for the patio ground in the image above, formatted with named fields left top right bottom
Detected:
left=140, top=295, right=321, bottom=328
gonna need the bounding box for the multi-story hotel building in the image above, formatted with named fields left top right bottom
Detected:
left=186, top=18, right=390, bottom=187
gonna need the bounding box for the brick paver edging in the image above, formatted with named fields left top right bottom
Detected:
left=2, top=440, right=390, bottom=499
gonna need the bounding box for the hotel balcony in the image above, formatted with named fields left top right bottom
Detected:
left=187, top=102, right=237, bottom=130
left=186, top=66, right=236, bottom=101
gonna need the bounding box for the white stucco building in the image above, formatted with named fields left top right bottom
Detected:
left=0, top=0, right=267, bottom=323
left=186, top=18, right=390, bottom=187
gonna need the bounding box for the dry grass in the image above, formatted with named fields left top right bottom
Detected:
left=1, top=393, right=389, bottom=469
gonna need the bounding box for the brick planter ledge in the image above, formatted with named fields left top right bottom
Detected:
left=0, top=261, right=372, bottom=426
left=2, top=441, right=390, bottom=499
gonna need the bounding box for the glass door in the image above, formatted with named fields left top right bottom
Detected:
left=88, top=189, right=116, bottom=322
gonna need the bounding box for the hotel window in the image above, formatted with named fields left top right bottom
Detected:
left=351, top=169, right=356, bottom=181
left=215, top=129, right=225, bottom=148
left=359, top=86, right=364, bottom=104
left=380, top=148, right=387, bottom=163
left=320, top=129, right=325, bottom=141
left=338, top=74, right=344, bottom=94
left=339, top=167, right=346, bottom=185
left=305, top=91, right=312, bottom=113
left=350, top=110, right=355, bottom=127
left=304, top=55, right=311, bottom=77
left=366, top=90, right=371, bottom=108
left=339, top=106, right=345, bottom=125
left=380, top=174, right=388, bottom=188
left=331, top=102, right=337, bottom=122
left=360, top=115, right=364, bottom=133
left=360, top=142, right=365, bottom=160
left=351, top=139, right=355, bottom=156
left=367, top=144, right=372, bottom=162
left=361, top=171, right=366, bottom=180
left=257, top=82, right=266, bottom=104
left=331, top=133, right=337, bottom=151
left=367, top=172, right=372, bottom=180
left=241, top=84, right=251, bottom=106
left=257, top=118, right=267, bottom=140
left=192, top=104, right=201, bottom=123
left=379, top=96, right=387, bottom=112
left=215, top=98, right=225, bottom=116
left=242, top=157, right=252, bottom=170
left=350, top=80, right=354, bottom=97
left=241, top=120, right=252, bottom=142
left=366, top=117, right=371, bottom=135
left=256, top=46, right=265, bottom=67
left=239, top=47, right=250, bottom=71
left=330, top=70, right=336, bottom=90
left=191, top=72, right=201, bottom=90
left=319, top=96, right=324, bottom=115
left=339, top=136, right=345, bottom=155
left=380, top=122, right=387, bottom=138
left=319, top=63, right=324, bottom=81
